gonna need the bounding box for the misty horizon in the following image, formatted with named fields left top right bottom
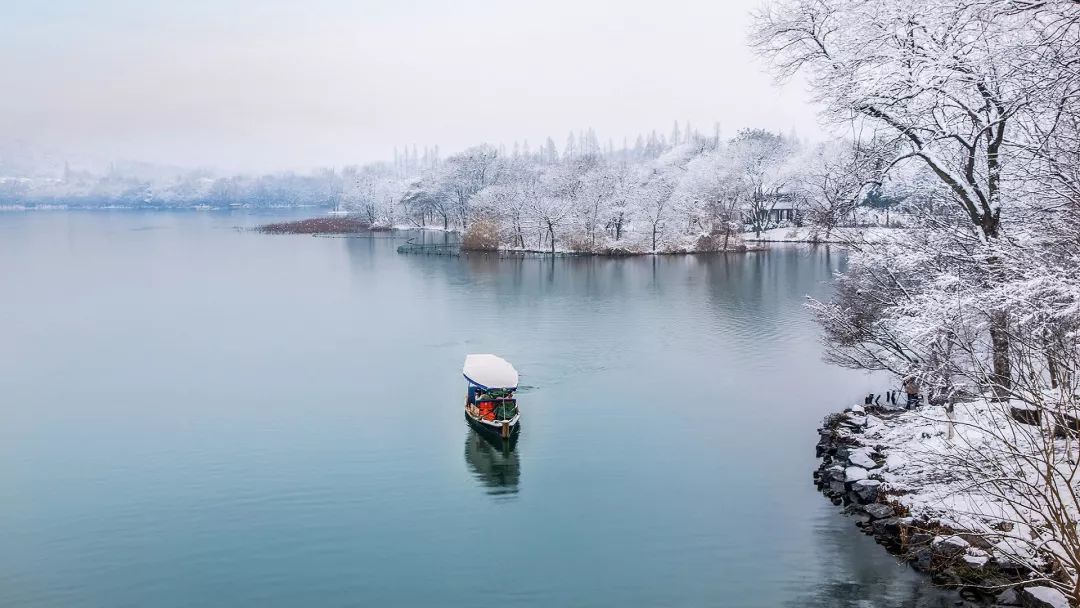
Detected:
left=2, top=0, right=822, bottom=175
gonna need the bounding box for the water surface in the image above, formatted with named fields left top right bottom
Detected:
left=0, top=212, right=954, bottom=607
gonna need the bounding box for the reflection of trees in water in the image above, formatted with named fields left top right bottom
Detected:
left=784, top=515, right=960, bottom=608
left=342, top=232, right=379, bottom=273
left=464, top=429, right=520, bottom=497
left=788, top=578, right=958, bottom=608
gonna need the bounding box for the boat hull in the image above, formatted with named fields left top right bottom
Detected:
left=465, top=411, right=520, bottom=441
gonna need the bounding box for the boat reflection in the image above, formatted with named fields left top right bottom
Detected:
left=464, top=427, right=520, bottom=498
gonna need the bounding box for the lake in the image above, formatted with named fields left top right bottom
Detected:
left=0, top=211, right=955, bottom=607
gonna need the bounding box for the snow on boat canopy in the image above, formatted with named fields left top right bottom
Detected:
left=462, top=354, right=519, bottom=390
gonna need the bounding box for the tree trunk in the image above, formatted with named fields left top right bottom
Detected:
left=989, top=310, right=1012, bottom=400
left=1047, top=350, right=1060, bottom=390
left=984, top=217, right=1011, bottom=398
left=548, top=223, right=555, bottom=256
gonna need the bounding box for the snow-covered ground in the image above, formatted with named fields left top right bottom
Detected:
left=745, top=225, right=904, bottom=244
left=820, top=399, right=1080, bottom=606
left=841, top=399, right=1079, bottom=587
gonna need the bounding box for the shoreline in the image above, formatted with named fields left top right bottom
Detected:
left=814, top=403, right=1069, bottom=608
left=256, top=217, right=769, bottom=256
left=398, top=242, right=768, bottom=257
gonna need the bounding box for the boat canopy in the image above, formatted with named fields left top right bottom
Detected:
left=463, top=354, right=519, bottom=390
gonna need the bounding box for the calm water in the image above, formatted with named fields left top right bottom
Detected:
left=0, top=212, right=955, bottom=607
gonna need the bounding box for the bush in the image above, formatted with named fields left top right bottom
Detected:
left=566, top=233, right=595, bottom=253
left=461, top=219, right=501, bottom=251
left=694, top=232, right=722, bottom=252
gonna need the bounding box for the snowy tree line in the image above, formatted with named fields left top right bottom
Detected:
left=755, top=0, right=1080, bottom=599
left=2, top=124, right=918, bottom=251
left=367, top=126, right=914, bottom=253
left=5, top=127, right=929, bottom=257
left=0, top=152, right=443, bottom=210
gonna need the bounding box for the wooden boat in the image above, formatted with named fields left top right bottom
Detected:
left=463, top=354, right=520, bottom=440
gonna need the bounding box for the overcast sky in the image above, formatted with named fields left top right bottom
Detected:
left=1, top=0, right=825, bottom=173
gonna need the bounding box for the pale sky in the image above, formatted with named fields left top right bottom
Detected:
left=0, top=0, right=824, bottom=173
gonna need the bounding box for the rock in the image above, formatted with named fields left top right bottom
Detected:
left=909, top=546, right=933, bottom=571
left=852, top=479, right=881, bottom=503
left=827, top=465, right=845, bottom=481
left=845, top=466, right=869, bottom=482
left=1017, top=586, right=1069, bottom=608
left=849, top=450, right=877, bottom=469
left=909, top=532, right=933, bottom=546
left=932, top=535, right=970, bottom=556
left=958, top=533, right=995, bottom=551
left=995, top=588, right=1020, bottom=606
left=864, top=503, right=895, bottom=520
left=843, top=414, right=867, bottom=427
left=815, top=439, right=830, bottom=457
left=1010, top=406, right=1041, bottom=426
left=829, top=481, right=846, bottom=495
left=871, top=516, right=902, bottom=537
left=850, top=404, right=865, bottom=415
left=961, top=549, right=989, bottom=568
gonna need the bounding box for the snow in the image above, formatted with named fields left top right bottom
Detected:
left=744, top=226, right=903, bottom=244
left=961, top=550, right=989, bottom=568
left=839, top=398, right=1080, bottom=582
left=848, top=448, right=877, bottom=469
left=1023, top=586, right=1069, bottom=608
left=931, top=535, right=969, bottom=551
left=844, top=466, right=868, bottom=482
left=845, top=414, right=867, bottom=427
left=462, top=354, right=519, bottom=390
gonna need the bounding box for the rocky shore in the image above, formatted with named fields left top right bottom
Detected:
left=814, top=404, right=1071, bottom=608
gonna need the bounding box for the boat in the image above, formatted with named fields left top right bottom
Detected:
left=463, top=354, right=520, bottom=440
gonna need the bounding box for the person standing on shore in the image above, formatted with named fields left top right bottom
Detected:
left=902, top=376, right=920, bottom=409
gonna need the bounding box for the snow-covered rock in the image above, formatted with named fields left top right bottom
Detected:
left=884, top=453, right=906, bottom=471
left=931, top=535, right=970, bottom=555
left=849, top=449, right=877, bottom=469
left=850, top=404, right=865, bottom=415
left=844, top=466, right=868, bottom=482
left=1017, top=586, right=1069, bottom=608
left=961, top=548, right=990, bottom=568
left=863, top=503, right=894, bottom=520
left=843, top=414, right=867, bottom=427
